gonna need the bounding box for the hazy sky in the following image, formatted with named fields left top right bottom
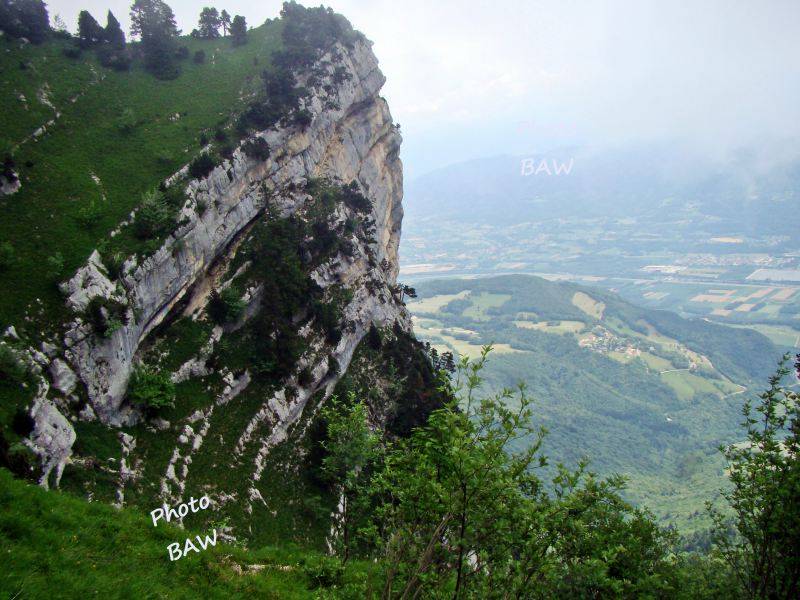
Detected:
left=48, top=0, right=800, bottom=178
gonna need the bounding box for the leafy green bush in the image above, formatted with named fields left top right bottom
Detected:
left=302, top=555, right=344, bottom=589
left=127, top=365, right=175, bottom=415
left=193, top=49, right=205, bottom=64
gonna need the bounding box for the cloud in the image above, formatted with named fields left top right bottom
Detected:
left=47, top=0, right=800, bottom=177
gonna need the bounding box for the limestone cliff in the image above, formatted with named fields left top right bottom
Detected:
left=26, top=37, right=411, bottom=499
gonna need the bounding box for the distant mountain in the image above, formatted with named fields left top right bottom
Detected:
left=403, top=142, right=800, bottom=238
left=407, top=274, right=784, bottom=533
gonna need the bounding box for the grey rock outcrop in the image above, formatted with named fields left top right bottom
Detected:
left=58, top=38, right=406, bottom=431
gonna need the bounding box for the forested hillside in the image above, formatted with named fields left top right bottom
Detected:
left=408, top=274, right=783, bottom=532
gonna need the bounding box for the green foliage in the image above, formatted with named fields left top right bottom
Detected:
left=241, top=136, right=270, bottom=160
left=302, top=554, right=345, bottom=589
left=709, top=355, right=800, bottom=599
left=0, top=0, right=50, bottom=44
left=188, top=152, right=216, bottom=179
left=197, top=7, right=221, bottom=39
left=193, top=49, right=205, bottom=64
left=45, top=251, right=64, bottom=280
left=127, top=364, right=175, bottom=415
left=76, top=199, right=104, bottom=229
left=0, top=344, right=28, bottom=385
left=207, top=287, right=246, bottom=325
left=318, top=394, right=380, bottom=562
left=230, top=15, right=247, bottom=47
left=116, top=107, right=137, bottom=133
left=305, top=348, right=701, bottom=597
left=85, top=296, right=128, bottom=338
left=0, top=241, right=14, bottom=271
left=77, top=10, right=103, bottom=49
left=133, top=187, right=171, bottom=240
left=130, top=0, right=180, bottom=79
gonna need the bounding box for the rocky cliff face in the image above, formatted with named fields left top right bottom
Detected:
left=27, top=38, right=409, bottom=495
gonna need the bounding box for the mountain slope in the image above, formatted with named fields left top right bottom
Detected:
left=407, top=274, right=783, bottom=532
left=0, top=4, right=445, bottom=550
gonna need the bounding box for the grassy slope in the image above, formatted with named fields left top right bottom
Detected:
left=0, top=23, right=281, bottom=328
left=0, top=468, right=376, bottom=598
left=0, top=469, right=382, bottom=598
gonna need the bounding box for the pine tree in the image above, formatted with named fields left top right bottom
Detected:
left=219, top=9, right=231, bottom=36
left=77, top=10, right=103, bottom=48
left=230, top=14, right=247, bottom=47
left=103, top=10, right=126, bottom=49
left=1, top=0, right=50, bottom=43
left=130, top=0, right=180, bottom=79
left=197, top=7, right=220, bottom=39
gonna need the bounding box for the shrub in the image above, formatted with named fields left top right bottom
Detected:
left=97, top=46, right=132, bottom=71
left=133, top=188, right=171, bottom=240
left=219, top=143, right=234, bottom=160
left=293, top=108, right=313, bottom=129
left=298, top=366, right=313, bottom=387
left=105, top=252, right=126, bottom=280
left=188, top=153, right=216, bottom=179
left=199, top=132, right=209, bottom=146
left=76, top=199, right=104, bottom=229
left=213, top=128, right=227, bottom=142
left=175, top=45, right=189, bottom=59
left=341, top=181, right=371, bottom=213
left=207, top=288, right=246, bottom=325
left=242, top=137, right=270, bottom=161
left=85, top=297, right=128, bottom=338
left=46, top=252, right=64, bottom=280
left=116, top=108, right=137, bottom=134
left=0, top=241, right=15, bottom=271
left=302, top=555, right=344, bottom=589
left=127, top=365, right=175, bottom=415
left=0, top=345, right=28, bottom=385
left=192, top=49, right=205, bottom=64
left=62, top=46, right=82, bottom=59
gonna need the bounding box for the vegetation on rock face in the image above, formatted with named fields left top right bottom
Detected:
left=127, top=364, right=175, bottom=415
left=207, top=287, right=246, bottom=325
